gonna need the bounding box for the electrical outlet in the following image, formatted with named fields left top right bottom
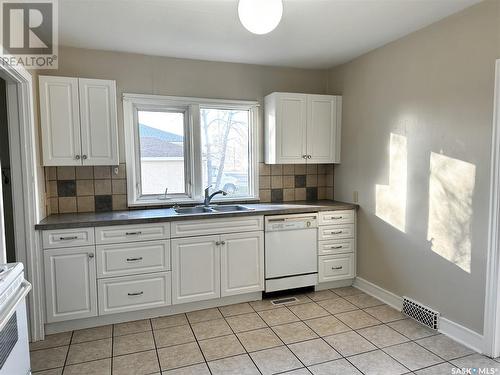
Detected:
left=353, top=190, right=358, bottom=203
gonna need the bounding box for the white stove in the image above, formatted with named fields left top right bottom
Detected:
left=0, top=263, right=31, bottom=375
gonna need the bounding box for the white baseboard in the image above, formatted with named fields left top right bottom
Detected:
left=353, top=277, right=484, bottom=354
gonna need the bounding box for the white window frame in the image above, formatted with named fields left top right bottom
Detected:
left=123, top=93, right=259, bottom=206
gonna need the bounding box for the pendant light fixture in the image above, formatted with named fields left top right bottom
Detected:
left=238, top=0, right=283, bottom=35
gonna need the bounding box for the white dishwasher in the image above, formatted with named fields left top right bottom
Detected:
left=265, top=213, right=318, bottom=292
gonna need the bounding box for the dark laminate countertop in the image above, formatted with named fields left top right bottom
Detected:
left=35, top=200, right=358, bottom=230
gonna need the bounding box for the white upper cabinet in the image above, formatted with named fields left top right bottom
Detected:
left=265, top=92, right=342, bottom=164
left=78, top=79, right=118, bottom=165
left=39, top=75, right=118, bottom=166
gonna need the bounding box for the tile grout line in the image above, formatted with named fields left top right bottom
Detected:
left=149, top=318, right=163, bottom=375
left=187, top=312, right=214, bottom=375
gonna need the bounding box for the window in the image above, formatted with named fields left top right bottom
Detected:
left=124, top=94, right=258, bottom=206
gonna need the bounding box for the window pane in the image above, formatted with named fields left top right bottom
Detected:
left=138, top=110, right=186, bottom=195
left=201, top=108, right=250, bottom=198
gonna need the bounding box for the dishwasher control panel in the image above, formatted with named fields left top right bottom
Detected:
left=265, top=213, right=318, bottom=231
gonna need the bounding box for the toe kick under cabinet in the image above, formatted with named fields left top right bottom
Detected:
left=318, top=210, right=356, bottom=283
left=41, top=216, right=264, bottom=324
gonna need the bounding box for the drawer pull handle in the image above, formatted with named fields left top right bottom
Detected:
left=331, top=216, right=343, bottom=219
left=332, top=266, right=343, bottom=270
left=216, top=241, right=226, bottom=246
left=128, top=291, right=144, bottom=296
left=88, top=253, right=94, bottom=259
left=126, top=257, right=143, bottom=262
left=126, top=231, right=142, bottom=236
left=330, top=245, right=343, bottom=249
left=59, top=236, right=78, bottom=241
left=330, top=231, right=343, bottom=235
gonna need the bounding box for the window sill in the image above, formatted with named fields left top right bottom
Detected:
left=128, top=195, right=260, bottom=208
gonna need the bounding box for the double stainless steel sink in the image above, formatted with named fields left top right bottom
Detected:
left=174, top=205, right=253, bottom=215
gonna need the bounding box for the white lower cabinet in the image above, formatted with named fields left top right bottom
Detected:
left=221, top=232, right=264, bottom=297
left=171, top=235, right=221, bottom=304
left=98, top=272, right=171, bottom=315
left=44, top=246, right=97, bottom=323
left=318, top=253, right=355, bottom=282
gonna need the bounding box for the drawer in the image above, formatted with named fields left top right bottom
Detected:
left=318, top=239, right=355, bottom=256
left=171, top=216, right=263, bottom=238
left=319, top=210, right=355, bottom=225
left=42, top=228, right=95, bottom=249
left=319, top=224, right=355, bottom=241
left=97, top=240, right=171, bottom=278
left=318, top=254, right=355, bottom=282
left=95, top=223, right=170, bottom=244
left=98, top=272, right=171, bottom=315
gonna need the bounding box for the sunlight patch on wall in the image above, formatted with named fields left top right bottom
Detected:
left=376, top=133, right=407, bottom=232
left=427, top=152, right=475, bottom=273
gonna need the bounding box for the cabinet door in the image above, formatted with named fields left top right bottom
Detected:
left=43, top=246, right=97, bottom=323
left=39, top=76, right=82, bottom=166
left=171, top=235, right=220, bottom=304
left=276, top=93, right=308, bottom=163
left=79, top=78, right=119, bottom=165
left=306, top=95, right=341, bottom=163
left=220, top=231, right=264, bottom=297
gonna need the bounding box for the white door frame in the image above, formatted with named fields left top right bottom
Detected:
left=485, top=59, right=500, bottom=357
left=0, top=62, right=45, bottom=341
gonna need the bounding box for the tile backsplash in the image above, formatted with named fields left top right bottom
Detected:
left=45, top=163, right=334, bottom=214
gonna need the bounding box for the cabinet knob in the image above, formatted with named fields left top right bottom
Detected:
left=75, top=155, right=81, bottom=160
left=88, top=253, right=94, bottom=259
left=221, top=241, right=226, bottom=245
left=307, top=155, right=312, bottom=159
left=302, top=155, right=307, bottom=159
left=82, top=155, right=88, bottom=160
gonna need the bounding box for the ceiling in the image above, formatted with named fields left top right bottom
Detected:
left=59, top=0, right=481, bottom=69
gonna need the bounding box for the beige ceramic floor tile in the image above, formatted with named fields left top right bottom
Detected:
left=237, top=327, right=283, bottom=352
left=113, top=319, right=151, bottom=336
left=219, top=302, right=254, bottom=317
left=288, top=302, right=329, bottom=320
left=30, top=346, right=68, bottom=372
left=258, top=307, right=299, bottom=326
left=198, top=334, right=245, bottom=361
left=63, top=358, right=111, bottom=375
left=158, top=342, right=205, bottom=371
left=249, top=299, right=281, bottom=312
left=191, top=318, right=232, bottom=340
left=304, top=315, right=351, bottom=336
left=414, top=363, right=457, bottom=375
left=162, top=363, right=211, bottom=374
left=324, top=330, right=376, bottom=357
left=29, top=332, right=72, bottom=351
left=364, top=305, right=406, bottom=323
left=344, top=293, right=384, bottom=308
left=330, top=286, right=363, bottom=297
left=250, top=346, right=303, bottom=375
left=208, top=354, right=260, bottom=375
left=154, top=324, right=195, bottom=348
left=272, top=321, right=318, bottom=344
left=281, top=369, right=310, bottom=374
left=335, top=310, right=381, bottom=329
left=416, top=334, right=474, bottom=360
left=384, top=342, right=443, bottom=371
left=72, top=325, right=112, bottom=343
left=309, top=358, right=363, bottom=375
left=113, top=331, right=155, bottom=356
left=31, top=368, right=63, bottom=375
left=357, top=325, right=409, bottom=348
left=225, top=312, right=267, bottom=332
left=112, top=349, right=160, bottom=375
left=388, top=319, right=438, bottom=340
left=317, top=297, right=358, bottom=315
left=450, top=354, right=500, bottom=370
left=306, top=290, right=339, bottom=301
left=66, top=338, right=112, bottom=365
left=151, top=313, right=188, bottom=330
left=288, top=338, right=341, bottom=365
left=187, top=308, right=223, bottom=323
left=348, top=349, right=409, bottom=375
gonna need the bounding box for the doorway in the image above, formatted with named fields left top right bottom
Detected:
left=0, top=78, right=17, bottom=263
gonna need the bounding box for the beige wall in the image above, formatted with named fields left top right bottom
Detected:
left=327, top=0, right=500, bottom=334
left=40, top=47, right=328, bottom=163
